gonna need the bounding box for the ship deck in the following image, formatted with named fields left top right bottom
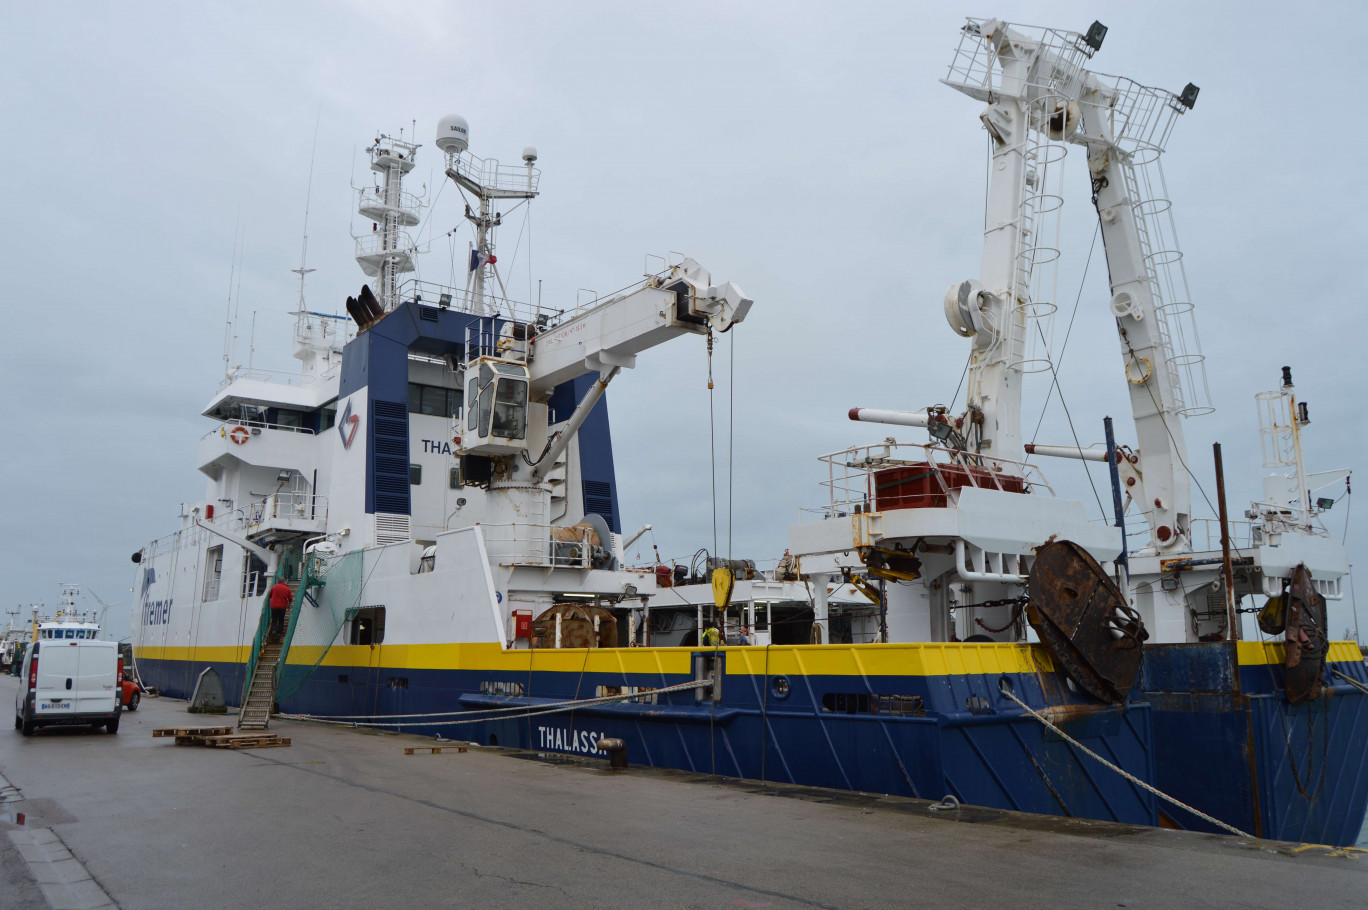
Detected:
left=2, top=673, right=1364, bottom=910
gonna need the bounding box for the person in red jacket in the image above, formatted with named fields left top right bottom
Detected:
left=268, top=579, right=293, bottom=638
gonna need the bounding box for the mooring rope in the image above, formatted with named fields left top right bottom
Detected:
left=997, top=683, right=1253, bottom=838
left=276, top=678, right=712, bottom=729
left=1330, top=667, right=1368, bottom=696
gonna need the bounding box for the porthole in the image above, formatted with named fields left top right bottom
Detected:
left=771, top=676, right=791, bottom=699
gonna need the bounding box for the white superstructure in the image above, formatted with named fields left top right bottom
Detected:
left=131, top=115, right=753, bottom=688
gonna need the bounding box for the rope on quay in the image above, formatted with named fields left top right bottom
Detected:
left=997, top=682, right=1253, bottom=839
left=277, top=678, right=713, bottom=729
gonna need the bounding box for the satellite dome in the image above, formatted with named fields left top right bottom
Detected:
left=436, top=114, right=469, bottom=155
left=522, top=146, right=538, bottom=163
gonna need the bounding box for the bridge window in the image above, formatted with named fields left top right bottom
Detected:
left=408, top=383, right=462, bottom=418
left=274, top=408, right=305, bottom=428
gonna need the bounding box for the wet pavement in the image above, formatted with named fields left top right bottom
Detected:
left=2, top=672, right=1366, bottom=909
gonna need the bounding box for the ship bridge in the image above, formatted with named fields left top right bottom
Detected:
left=196, top=377, right=337, bottom=544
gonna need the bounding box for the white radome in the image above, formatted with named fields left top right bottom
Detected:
left=436, top=114, right=470, bottom=155
left=522, top=146, right=538, bottom=163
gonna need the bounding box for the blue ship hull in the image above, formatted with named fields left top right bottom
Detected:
left=135, top=640, right=1368, bottom=845
left=1139, top=641, right=1368, bottom=845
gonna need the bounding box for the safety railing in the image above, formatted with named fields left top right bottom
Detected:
left=239, top=550, right=304, bottom=711
left=201, top=421, right=317, bottom=441
left=239, top=599, right=273, bottom=711
left=396, top=268, right=664, bottom=338
left=461, top=318, right=534, bottom=367
left=819, top=442, right=1053, bottom=517
left=218, top=366, right=307, bottom=391
left=943, top=18, right=1097, bottom=103
left=1188, top=517, right=1258, bottom=552
left=395, top=278, right=564, bottom=326
left=1244, top=502, right=1335, bottom=541
left=480, top=523, right=604, bottom=569
left=1090, top=72, right=1188, bottom=156
left=355, top=228, right=413, bottom=261
left=273, top=553, right=323, bottom=692
left=244, top=492, right=328, bottom=530
left=356, top=186, right=421, bottom=222
left=446, top=149, right=541, bottom=195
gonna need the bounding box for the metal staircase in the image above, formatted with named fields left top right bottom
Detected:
left=238, top=576, right=299, bottom=731
left=238, top=636, right=283, bottom=730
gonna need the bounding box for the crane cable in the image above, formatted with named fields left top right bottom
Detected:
left=729, top=329, right=735, bottom=562
left=707, top=331, right=718, bottom=562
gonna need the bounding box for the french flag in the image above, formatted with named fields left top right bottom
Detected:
left=469, top=249, right=497, bottom=272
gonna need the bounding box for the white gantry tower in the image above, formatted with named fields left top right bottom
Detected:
left=355, top=133, right=422, bottom=312
left=941, top=18, right=1209, bottom=553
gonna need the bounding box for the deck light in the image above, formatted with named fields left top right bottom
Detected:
left=1083, top=21, right=1107, bottom=52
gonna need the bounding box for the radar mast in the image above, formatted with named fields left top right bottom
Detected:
left=437, top=114, right=540, bottom=315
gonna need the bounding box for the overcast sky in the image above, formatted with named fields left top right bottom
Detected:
left=3, top=1, right=1362, bottom=643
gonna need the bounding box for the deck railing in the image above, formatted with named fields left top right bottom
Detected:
left=481, top=522, right=604, bottom=569
left=818, top=442, right=1053, bottom=517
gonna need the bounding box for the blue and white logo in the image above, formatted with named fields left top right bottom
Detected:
left=339, top=399, right=360, bottom=449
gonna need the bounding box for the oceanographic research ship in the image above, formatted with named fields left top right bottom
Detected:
left=131, top=17, right=1368, bottom=846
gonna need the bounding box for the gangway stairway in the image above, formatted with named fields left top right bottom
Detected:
left=238, top=579, right=298, bottom=731
left=242, top=577, right=303, bottom=733
left=238, top=640, right=280, bottom=729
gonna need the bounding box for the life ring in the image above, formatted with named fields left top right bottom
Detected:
left=1125, top=355, right=1152, bottom=385
left=229, top=425, right=249, bottom=445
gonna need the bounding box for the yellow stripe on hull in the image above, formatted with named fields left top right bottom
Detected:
left=137, top=640, right=1366, bottom=678
left=1237, top=641, right=1364, bottom=666
left=137, top=640, right=1061, bottom=677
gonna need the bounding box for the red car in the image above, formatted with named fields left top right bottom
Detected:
left=120, top=671, right=143, bottom=711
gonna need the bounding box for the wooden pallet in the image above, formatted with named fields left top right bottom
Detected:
left=153, top=726, right=233, bottom=738
left=201, top=733, right=291, bottom=750
left=157, top=727, right=290, bottom=749
left=404, top=745, right=468, bottom=755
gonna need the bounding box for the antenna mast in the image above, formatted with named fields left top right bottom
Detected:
left=436, top=114, right=540, bottom=315
left=222, top=212, right=240, bottom=381
left=293, top=108, right=322, bottom=338
left=355, top=132, right=421, bottom=311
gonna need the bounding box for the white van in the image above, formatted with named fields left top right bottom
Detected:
left=14, top=626, right=122, bottom=735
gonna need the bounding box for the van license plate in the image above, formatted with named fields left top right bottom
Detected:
left=41, top=701, right=68, bottom=709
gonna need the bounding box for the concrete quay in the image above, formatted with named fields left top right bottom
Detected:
left=2, top=673, right=1365, bottom=909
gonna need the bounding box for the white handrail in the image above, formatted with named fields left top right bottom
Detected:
left=818, top=441, right=1053, bottom=516
left=202, top=421, right=317, bottom=441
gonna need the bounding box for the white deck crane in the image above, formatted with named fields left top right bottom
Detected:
left=433, top=115, right=752, bottom=584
